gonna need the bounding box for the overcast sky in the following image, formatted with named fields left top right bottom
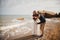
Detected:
left=0, top=0, right=60, bottom=15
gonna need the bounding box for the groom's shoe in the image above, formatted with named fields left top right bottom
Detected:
left=32, top=34, right=43, bottom=37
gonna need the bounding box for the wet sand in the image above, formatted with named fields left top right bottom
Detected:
left=14, top=18, right=60, bottom=40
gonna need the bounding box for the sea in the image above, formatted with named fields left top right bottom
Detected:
left=0, top=15, right=35, bottom=40
left=0, top=15, right=32, bottom=27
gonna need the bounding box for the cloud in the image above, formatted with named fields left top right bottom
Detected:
left=0, top=0, right=60, bottom=15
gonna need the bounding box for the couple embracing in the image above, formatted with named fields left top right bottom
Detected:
left=32, top=10, right=46, bottom=38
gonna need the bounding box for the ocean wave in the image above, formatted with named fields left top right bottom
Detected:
left=0, top=19, right=34, bottom=40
